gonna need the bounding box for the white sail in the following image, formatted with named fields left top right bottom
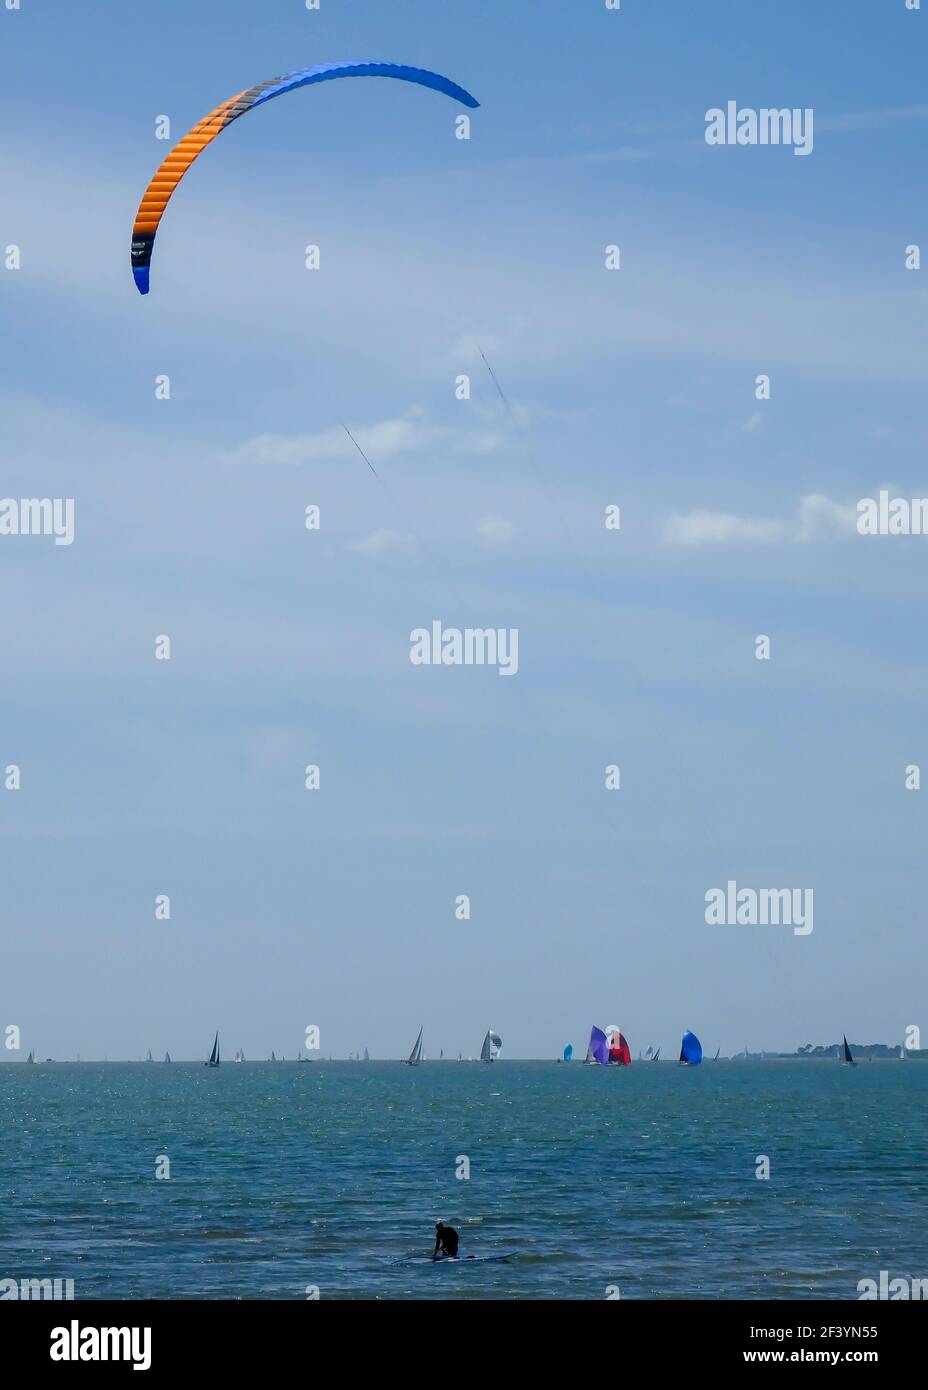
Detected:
left=406, top=1027, right=423, bottom=1066
left=480, top=1029, right=502, bottom=1062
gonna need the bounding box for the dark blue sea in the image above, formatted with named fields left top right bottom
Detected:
left=3, top=1061, right=926, bottom=1300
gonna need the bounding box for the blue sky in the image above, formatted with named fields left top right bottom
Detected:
left=2, top=0, right=927, bottom=1059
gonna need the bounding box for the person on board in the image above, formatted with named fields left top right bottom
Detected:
left=432, top=1220, right=460, bottom=1260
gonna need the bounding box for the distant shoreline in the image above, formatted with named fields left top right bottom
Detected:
left=3, top=1049, right=925, bottom=1065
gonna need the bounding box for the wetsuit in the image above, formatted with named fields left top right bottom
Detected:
left=433, top=1225, right=460, bottom=1258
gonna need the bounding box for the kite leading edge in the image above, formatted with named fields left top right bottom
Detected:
left=130, top=61, right=479, bottom=295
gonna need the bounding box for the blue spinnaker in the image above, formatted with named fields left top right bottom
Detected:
left=590, top=1026, right=610, bottom=1065
left=680, top=1030, right=703, bottom=1065
left=563, top=1044, right=573, bottom=1062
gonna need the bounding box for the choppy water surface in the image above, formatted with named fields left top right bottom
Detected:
left=3, top=1061, right=926, bottom=1299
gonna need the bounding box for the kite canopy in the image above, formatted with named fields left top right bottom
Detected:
left=130, top=61, right=480, bottom=294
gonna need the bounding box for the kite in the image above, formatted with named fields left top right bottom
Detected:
left=130, top=61, right=479, bottom=294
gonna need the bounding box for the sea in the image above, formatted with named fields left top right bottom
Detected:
left=3, top=1060, right=926, bottom=1300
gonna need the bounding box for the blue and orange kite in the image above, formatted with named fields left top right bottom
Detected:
left=130, top=61, right=479, bottom=295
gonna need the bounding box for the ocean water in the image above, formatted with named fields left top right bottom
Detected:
left=2, top=1060, right=926, bottom=1300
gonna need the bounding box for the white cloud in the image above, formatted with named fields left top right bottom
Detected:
left=228, top=413, right=443, bottom=468
left=476, top=515, right=517, bottom=545
left=663, top=509, right=785, bottom=547
left=350, top=527, right=411, bottom=557
left=795, top=493, right=859, bottom=541
left=816, top=104, right=928, bottom=134
left=663, top=493, right=859, bottom=547
left=225, top=411, right=506, bottom=470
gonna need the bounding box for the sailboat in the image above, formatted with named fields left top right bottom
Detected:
left=605, top=1026, right=631, bottom=1066
left=480, top=1029, right=502, bottom=1063
left=26, top=1050, right=35, bottom=1065
left=563, top=1043, right=573, bottom=1062
left=842, top=1035, right=856, bottom=1067
left=586, top=1026, right=609, bottom=1065
left=270, top=1050, right=277, bottom=1062
left=406, top=1027, right=423, bottom=1067
left=651, top=1046, right=661, bottom=1061
left=713, top=1047, right=721, bottom=1062
left=679, top=1031, right=703, bottom=1066
left=146, top=1049, right=153, bottom=1063
left=363, top=1047, right=370, bottom=1062
left=900, top=1044, right=907, bottom=1061
left=164, top=1052, right=171, bottom=1063
left=457, top=1051, right=463, bottom=1062
left=234, top=1049, right=245, bottom=1063
left=205, top=1032, right=220, bottom=1068
left=439, top=1048, right=443, bottom=1060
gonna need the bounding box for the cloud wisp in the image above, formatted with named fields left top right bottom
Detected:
left=663, top=494, right=860, bottom=548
